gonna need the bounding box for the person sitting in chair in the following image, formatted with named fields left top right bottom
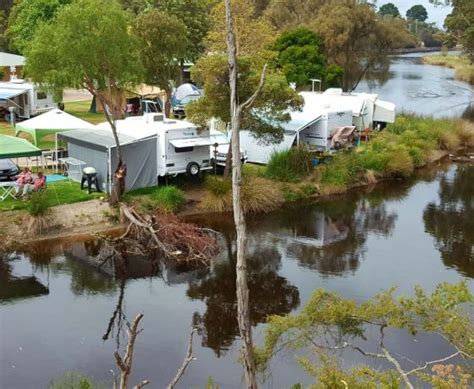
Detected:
left=22, top=172, right=47, bottom=198
left=15, top=167, right=32, bottom=196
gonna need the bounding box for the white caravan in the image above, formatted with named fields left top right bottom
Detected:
left=241, top=105, right=353, bottom=164
left=301, top=89, right=396, bottom=131
left=97, top=113, right=213, bottom=177
left=0, top=79, right=56, bottom=119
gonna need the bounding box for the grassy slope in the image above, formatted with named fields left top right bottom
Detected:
left=423, top=54, right=474, bottom=85
left=0, top=181, right=102, bottom=212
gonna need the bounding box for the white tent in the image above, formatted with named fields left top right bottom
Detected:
left=15, top=108, right=95, bottom=145
left=173, top=83, right=201, bottom=101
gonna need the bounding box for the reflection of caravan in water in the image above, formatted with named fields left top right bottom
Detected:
left=0, top=79, right=56, bottom=119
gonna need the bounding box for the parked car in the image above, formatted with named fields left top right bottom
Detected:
left=210, top=129, right=247, bottom=168
left=0, top=159, right=20, bottom=181
left=172, top=94, right=201, bottom=119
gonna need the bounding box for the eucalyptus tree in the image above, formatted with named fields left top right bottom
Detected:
left=25, top=0, right=144, bottom=203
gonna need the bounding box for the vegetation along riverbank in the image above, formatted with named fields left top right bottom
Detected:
left=423, top=54, right=474, bottom=85
left=1, top=114, right=473, bottom=252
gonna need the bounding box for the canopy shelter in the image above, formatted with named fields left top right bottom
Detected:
left=0, top=134, right=41, bottom=159
left=58, top=128, right=158, bottom=192
left=15, top=108, right=95, bottom=146
left=0, top=88, right=28, bottom=102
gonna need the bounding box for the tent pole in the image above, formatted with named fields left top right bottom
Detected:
left=55, top=134, right=58, bottom=174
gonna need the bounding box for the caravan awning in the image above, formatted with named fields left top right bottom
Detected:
left=170, top=137, right=213, bottom=148
left=0, top=88, right=27, bottom=101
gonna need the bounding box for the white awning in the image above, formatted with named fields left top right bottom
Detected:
left=170, top=137, right=213, bottom=148
left=0, top=88, right=27, bottom=101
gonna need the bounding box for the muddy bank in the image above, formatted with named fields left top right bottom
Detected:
left=0, top=150, right=463, bottom=252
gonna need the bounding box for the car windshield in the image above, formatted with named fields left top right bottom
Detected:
left=210, top=133, right=228, bottom=144
left=0, top=159, right=15, bottom=169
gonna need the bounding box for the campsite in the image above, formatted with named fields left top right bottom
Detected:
left=0, top=0, right=473, bottom=388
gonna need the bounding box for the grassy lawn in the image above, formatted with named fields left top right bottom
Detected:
left=423, top=54, right=474, bottom=85
left=64, top=99, right=105, bottom=125
left=0, top=180, right=103, bottom=212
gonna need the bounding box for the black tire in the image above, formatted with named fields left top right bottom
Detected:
left=186, top=162, right=200, bottom=176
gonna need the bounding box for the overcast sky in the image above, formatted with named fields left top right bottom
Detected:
left=382, top=0, right=452, bottom=27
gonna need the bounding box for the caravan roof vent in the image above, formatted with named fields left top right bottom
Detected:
left=164, top=120, right=177, bottom=124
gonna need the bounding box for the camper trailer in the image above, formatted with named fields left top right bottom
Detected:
left=0, top=79, right=56, bottom=119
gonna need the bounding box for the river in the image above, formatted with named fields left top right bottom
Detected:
left=1, top=161, right=473, bottom=388
left=1, top=55, right=474, bottom=388
left=356, top=52, right=473, bottom=119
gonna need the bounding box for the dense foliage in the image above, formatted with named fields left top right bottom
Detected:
left=378, top=2, right=401, bottom=18
left=273, top=28, right=337, bottom=88
left=406, top=4, right=429, bottom=22
left=255, top=282, right=474, bottom=388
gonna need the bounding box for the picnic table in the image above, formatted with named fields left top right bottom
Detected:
left=0, top=181, right=16, bottom=201
left=59, top=157, right=86, bottom=182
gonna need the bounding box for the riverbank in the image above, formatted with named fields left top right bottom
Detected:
left=1, top=115, right=473, bottom=252
left=422, top=54, right=474, bottom=84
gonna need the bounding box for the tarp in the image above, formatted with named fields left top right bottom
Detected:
left=0, top=88, right=27, bottom=101
left=0, top=134, right=41, bottom=159
left=240, top=130, right=297, bottom=165
left=16, top=108, right=95, bottom=145
left=170, top=137, right=214, bottom=148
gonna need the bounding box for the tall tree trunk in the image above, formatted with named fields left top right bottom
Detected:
left=223, top=142, right=232, bottom=179
left=224, top=1, right=257, bottom=388
left=165, top=88, right=172, bottom=118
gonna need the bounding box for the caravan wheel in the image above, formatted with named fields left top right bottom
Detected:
left=186, top=162, right=200, bottom=176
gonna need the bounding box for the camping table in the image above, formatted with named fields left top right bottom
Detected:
left=0, top=181, right=16, bottom=201
left=58, top=157, right=86, bottom=182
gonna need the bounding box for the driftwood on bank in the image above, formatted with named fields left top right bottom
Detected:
left=97, top=205, right=220, bottom=267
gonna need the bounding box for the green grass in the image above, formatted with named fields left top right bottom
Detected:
left=64, top=100, right=105, bottom=125
left=125, top=185, right=185, bottom=213
left=423, top=54, right=474, bottom=85
left=0, top=180, right=103, bottom=212
left=266, top=147, right=313, bottom=182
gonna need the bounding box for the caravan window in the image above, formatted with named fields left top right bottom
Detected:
left=37, top=91, right=48, bottom=100
left=175, top=146, right=194, bottom=153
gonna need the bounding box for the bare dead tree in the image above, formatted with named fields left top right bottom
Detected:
left=114, top=313, right=147, bottom=389
left=225, top=1, right=267, bottom=387
left=166, top=326, right=198, bottom=389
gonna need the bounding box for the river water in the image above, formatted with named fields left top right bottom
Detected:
left=356, top=52, right=473, bottom=119
left=1, top=162, right=473, bottom=388
left=1, top=55, right=474, bottom=388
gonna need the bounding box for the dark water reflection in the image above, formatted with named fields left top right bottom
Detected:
left=1, top=164, right=473, bottom=388
left=424, top=165, right=474, bottom=277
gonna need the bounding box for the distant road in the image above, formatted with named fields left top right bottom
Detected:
left=63, top=89, right=92, bottom=102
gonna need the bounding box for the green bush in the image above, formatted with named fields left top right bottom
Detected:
left=205, top=176, right=232, bottom=196
left=266, top=147, right=313, bottom=182
left=150, top=186, right=185, bottom=213
left=27, top=191, right=50, bottom=217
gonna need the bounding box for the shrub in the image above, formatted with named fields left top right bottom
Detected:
left=282, top=183, right=317, bottom=202
left=242, top=177, right=282, bottom=213
left=206, top=176, right=232, bottom=196
left=150, top=186, right=185, bottom=213
left=201, top=176, right=282, bottom=213
left=266, top=147, right=313, bottom=182
left=455, top=123, right=474, bottom=147
left=27, top=191, right=50, bottom=217
left=385, top=147, right=414, bottom=177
